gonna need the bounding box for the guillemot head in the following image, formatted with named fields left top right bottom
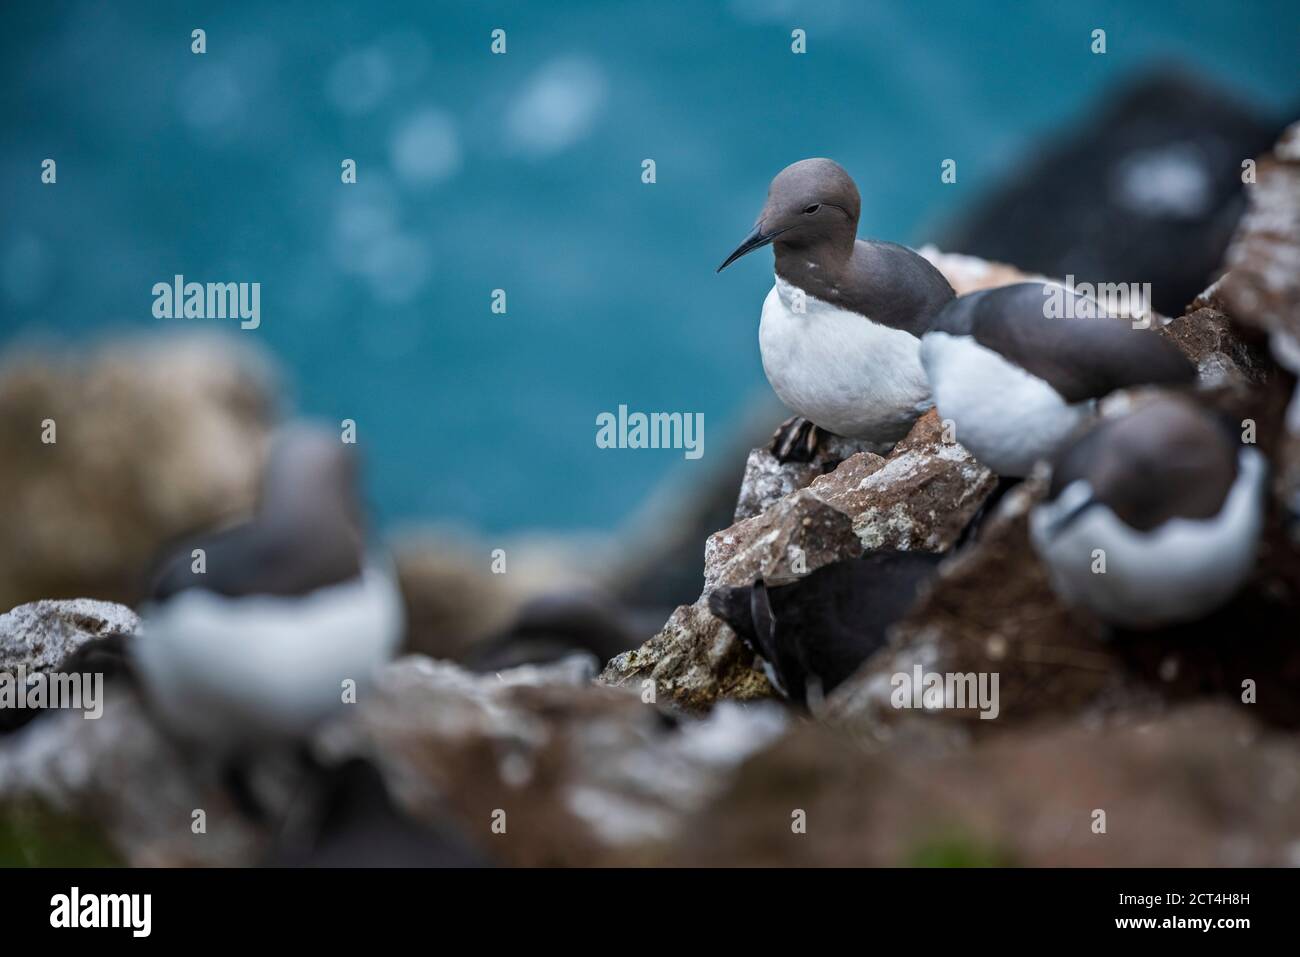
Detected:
left=260, top=425, right=364, bottom=536
left=717, top=158, right=861, bottom=272
left=1038, top=396, right=1241, bottom=538
left=1029, top=395, right=1266, bottom=629
left=146, top=423, right=367, bottom=601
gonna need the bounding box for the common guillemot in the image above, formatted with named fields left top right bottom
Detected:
left=1029, top=396, right=1266, bottom=628
left=717, top=158, right=955, bottom=462
left=708, top=551, right=943, bottom=706
left=134, top=426, right=404, bottom=756
left=920, top=282, right=1196, bottom=477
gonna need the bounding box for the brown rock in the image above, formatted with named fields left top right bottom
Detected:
left=812, top=410, right=997, bottom=551
left=826, top=477, right=1119, bottom=738
left=0, top=335, right=276, bottom=610
left=1159, top=305, right=1272, bottom=387
left=1219, top=122, right=1300, bottom=343
left=733, top=433, right=883, bottom=523
left=669, top=702, right=1300, bottom=866
left=832, top=449, right=1300, bottom=736
left=391, top=538, right=525, bottom=661
left=324, top=655, right=787, bottom=866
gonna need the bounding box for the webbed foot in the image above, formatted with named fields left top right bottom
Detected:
left=770, top=416, right=827, bottom=464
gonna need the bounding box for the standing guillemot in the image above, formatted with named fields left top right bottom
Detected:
left=134, top=426, right=404, bottom=756
left=708, top=551, right=943, bottom=706
left=920, top=282, right=1195, bottom=476
left=717, top=158, right=955, bottom=462
left=1029, top=396, right=1266, bottom=628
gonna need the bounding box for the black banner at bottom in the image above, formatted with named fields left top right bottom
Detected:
left=0, top=867, right=1282, bottom=941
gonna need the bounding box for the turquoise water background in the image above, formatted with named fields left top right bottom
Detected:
left=2, top=1, right=1296, bottom=533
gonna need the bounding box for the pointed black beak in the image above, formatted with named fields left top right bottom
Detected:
left=1045, top=493, right=1098, bottom=539
left=717, top=223, right=783, bottom=273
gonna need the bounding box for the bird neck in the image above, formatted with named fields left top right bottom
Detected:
left=772, top=232, right=855, bottom=293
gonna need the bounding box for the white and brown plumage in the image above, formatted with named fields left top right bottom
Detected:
left=718, top=158, right=955, bottom=461
left=135, top=427, right=403, bottom=752
left=920, top=282, right=1197, bottom=477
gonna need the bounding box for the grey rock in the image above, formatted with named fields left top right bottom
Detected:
left=0, top=599, right=139, bottom=733
left=0, top=599, right=138, bottom=676
left=315, top=654, right=788, bottom=865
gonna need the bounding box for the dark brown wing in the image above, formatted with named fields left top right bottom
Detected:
left=934, top=283, right=1196, bottom=402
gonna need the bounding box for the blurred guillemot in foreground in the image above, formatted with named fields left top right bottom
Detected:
left=134, top=427, right=403, bottom=770
left=717, top=158, right=955, bottom=462
left=920, top=282, right=1196, bottom=477
left=1029, top=396, right=1265, bottom=628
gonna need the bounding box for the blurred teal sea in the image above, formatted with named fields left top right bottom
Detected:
left=2, top=0, right=1296, bottom=533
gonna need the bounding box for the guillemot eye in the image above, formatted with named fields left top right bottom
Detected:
left=803, top=204, right=821, bottom=214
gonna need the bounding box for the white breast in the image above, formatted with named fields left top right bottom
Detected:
left=134, top=562, right=405, bottom=749
left=920, top=331, right=1090, bottom=477
left=758, top=276, right=931, bottom=442
left=1028, top=449, right=1266, bottom=628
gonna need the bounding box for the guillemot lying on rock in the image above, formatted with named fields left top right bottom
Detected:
left=1029, top=395, right=1266, bottom=628
left=718, top=158, right=955, bottom=463
left=134, top=426, right=403, bottom=807
left=920, top=282, right=1196, bottom=477
left=708, top=551, right=943, bottom=706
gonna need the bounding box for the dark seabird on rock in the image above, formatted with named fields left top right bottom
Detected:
left=718, top=158, right=955, bottom=462
left=1029, top=396, right=1266, bottom=628
left=134, top=426, right=404, bottom=755
left=708, top=551, right=943, bottom=705
left=464, top=589, right=646, bottom=672
left=920, top=282, right=1196, bottom=477
left=268, top=758, right=490, bottom=868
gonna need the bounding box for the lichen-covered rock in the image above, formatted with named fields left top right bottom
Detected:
left=318, top=655, right=787, bottom=865
left=733, top=433, right=884, bottom=523
left=603, top=410, right=996, bottom=711
left=601, top=600, right=780, bottom=713
left=669, top=702, right=1300, bottom=866
left=0, top=335, right=276, bottom=611
left=0, top=599, right=138, bottom=679
left=811, top=411, right=997, bottom=551
left=0, top=599, right=139, bottom=732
